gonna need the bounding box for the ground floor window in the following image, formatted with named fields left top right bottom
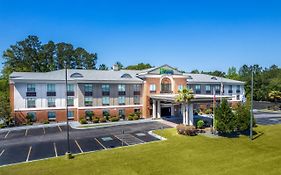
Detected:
left=118, top=96, right=125, bottom=105
left=67, top=111, right=74, bottom=119
left=84, top=97, right=93, bottom=106
left=48, top=111, right=56, bottom=120
left=27, top=98, right=36, bottom=108
left=102, top=96, right=110, bottom=106
left=27, top=112, right=36, bottom=122
left=118, top=109, right=125, bottom=119
left=67, top=97, right=74, bottom=106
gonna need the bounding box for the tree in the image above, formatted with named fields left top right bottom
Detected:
left=176, top=88, right=194, bottom=125
left=268, top=91, right=281, bottom=103
left=226, top=66, right=239, bottom=80
left=114, top=61, right=124, bottom=70
left=191, top=69, right=200, bottom=74
left=215, top=99, right=236, bottom=133
left=126, top=63, right=152, bottom=70
left=98, top=64, right=109, bottom=70
left=235, top=103, right=251, bottom=131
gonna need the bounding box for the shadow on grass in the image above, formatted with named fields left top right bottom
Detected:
left=218, top=130, right=263, bottom=139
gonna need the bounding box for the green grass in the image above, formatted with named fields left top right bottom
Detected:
left=1, top=125, right=281, bottom=175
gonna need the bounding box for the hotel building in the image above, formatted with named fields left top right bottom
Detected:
left=9, top=64, right=245, bottom=125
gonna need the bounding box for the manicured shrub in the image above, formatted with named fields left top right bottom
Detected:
left=133, top=115, right=139, bottom=120
left=134, top=111, right=142, bottom=118
left=79, top=118, right=87, bottom=124
left=85, top=111, right=94, bottom=121
left=99, top=118, right=106, bottom=123
left=197, top=120, right=204, bottom=129
left=128, top=116, right=134, bottom=121
left=0, top=124, right=6, bottom=128
left=109, top=116, right=120, bottom=122
left=176, top=124, right=197, bottom=136
left=92, top=118, right=99, bottom=123
left=43, top=120, right=50, bottom=124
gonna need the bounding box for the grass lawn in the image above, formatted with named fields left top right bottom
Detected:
left=1, top=125, right=281, bottom=175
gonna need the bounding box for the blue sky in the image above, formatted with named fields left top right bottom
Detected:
left=0, top=0, right=281, bottom=72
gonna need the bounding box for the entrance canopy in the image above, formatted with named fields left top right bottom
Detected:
left=150, top=94, right=232, bottom=103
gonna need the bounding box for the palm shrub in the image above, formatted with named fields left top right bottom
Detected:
left=175, top=88, right=194, bottom=125
left=85, top=111, right=94, bottom=121
left=215, top=99, right=236, bottom=133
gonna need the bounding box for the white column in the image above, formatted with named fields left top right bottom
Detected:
left=182, top=104, right=186, bottom=124
left=171, top=105, right=175, bottom=116
left=188, top=103, right=194, bottom=125
left=185, top=105, right=188, bottom=125
left=157, top=100, right=161, bottom=118
left=152, top=100, right=156, bottom=119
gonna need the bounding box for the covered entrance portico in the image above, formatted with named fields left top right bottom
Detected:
left=150, top=94, right=231, bottom=125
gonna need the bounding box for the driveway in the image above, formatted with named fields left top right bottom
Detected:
left=0, top=121, right=170, bottom=166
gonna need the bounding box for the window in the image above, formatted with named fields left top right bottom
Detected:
left=84, top=97, right=93, bottom=106
left=118, top=96, right=125, bottom=105
left=195, top=85, right=201, bottom=94
left=150, top=84, right=156, bottom=92
left=133, top=84, right=141, bottom=91
left=134, top=95, right=140, bottom=104
left=27, top=112, right=36, bottom=122
left=47, top=84, right=55, bottom=92
left=67, top=84, right=74, bottom=92
left=27, top=98, right=36, bottom=108
left=47, top=98, right=56, bottom=107
left=67, top=111, right=74, bottom=119
left=228, top=85, right=233, bottom=94
left=118, top=84, right=126, bottom=95
left=178, top=85, right=183, bottom=91
left=102, top=84, right=110, bottom=96
left=102, top=96, right=110, bottom=105
left=102, top=84, right=110, bottom=92
left=118, top=84, right=125, bottom=91
left=118, top=109, right=125, bottom=118
left=67, top=97, right=74, bottom=106
left=48, top=112, right=56, bottom=120
left=215, top=85, right=220, bottom=94
left=205, top=85, right=211, bottom=94
left=236, top=85, right=241, bottom=93
left=121, top=73, right=132, bottom=78
left=70, top=72, right=83, bottom=78
left=27, top=84, right=36, bottom=92
left=84, top=84, right=93, bottom=92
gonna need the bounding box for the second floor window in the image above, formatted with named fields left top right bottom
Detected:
left=67, top=84, right=74, bottom=92
left=47, top=98, right=56, bottom=107
left=205, top=85, right=211, bottom=94
left=84, top=84, right=93, bottom=92
left=134, top=95, right=140, bottom=104
left=84, top=97, right=93, bottom=106
left=150, top=84, right=156, bottom=92
left=118, top=96, right=125, bottom=105
left=133, top=84, right=141, bottom=91
left=102, top=96, right=110, bottom=105
left=47, top=84, right=55, bottom=92
left=27, top=98, right=36, bottom=108
left=27, top=84, right=35, bottom=92
left=67, top=97, right=74, bottom=106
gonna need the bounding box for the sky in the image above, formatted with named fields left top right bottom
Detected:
left=0, top=0, right=281, bottom=72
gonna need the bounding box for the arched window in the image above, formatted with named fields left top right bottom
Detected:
left=70, top=72, right=83, bottom=78
left=187, top=75, right=193, bottom=79
left=161, top=77, right=172, bottom=93
left=121, top=73, right=132, bottom=78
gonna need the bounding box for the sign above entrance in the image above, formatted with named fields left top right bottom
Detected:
left=160, top=68, right=174, bottom=75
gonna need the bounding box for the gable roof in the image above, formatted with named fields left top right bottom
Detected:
left=184, top=73, right=244, bottom=84
left=137, top=64, right=183, bottom=76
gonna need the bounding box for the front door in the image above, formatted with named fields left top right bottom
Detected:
left=161, top=107, right=171, bottom=117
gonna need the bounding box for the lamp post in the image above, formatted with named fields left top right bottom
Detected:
left=250, top=70, right=254, bottom=140
left=65, top=65, right=71, bottom=158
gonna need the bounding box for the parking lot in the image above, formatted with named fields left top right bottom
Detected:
left=254, top=111, right=281, bottom=125
left=0, top=121, right=169, bottom=166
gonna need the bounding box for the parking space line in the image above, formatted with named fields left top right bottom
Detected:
left=129, top=134, right=145, bottom=143
left=4, top=131, right=10, bottom=138
left=75, top=140, right=83, bottom=153
left=26, top=146, right=32, bottom=162
left=53, top=143, right=58, bottom=157
left=43, top=127, right=46, bottom=135
left=25, top=129, right=28, bottom=136
left=94, top=138, right=107, bottom=149
left=0, top=149, right=5, bottom=157
left=58, top=125, right=62, bottom=132
left=114, top=135, right=129, bottom=146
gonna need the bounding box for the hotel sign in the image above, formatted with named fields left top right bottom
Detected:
left=160, top=68, right=174, bottom=75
